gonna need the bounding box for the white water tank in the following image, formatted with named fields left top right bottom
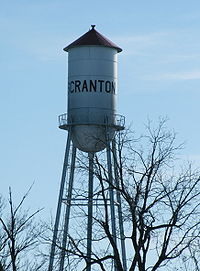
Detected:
left=59, top=25, right=124, bottom=153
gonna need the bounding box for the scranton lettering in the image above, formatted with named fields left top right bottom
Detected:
left=69, top=80, right=116, bottom=94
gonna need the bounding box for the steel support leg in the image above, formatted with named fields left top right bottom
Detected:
left=106, top=142, right=117, bottom=271
left=59, top=146, right=77, bottom=271
left=86, top=152, right=94, bottom=271
left=112, top=139, right=127, bottom=271
left=48, top=133, right=71, bottom=271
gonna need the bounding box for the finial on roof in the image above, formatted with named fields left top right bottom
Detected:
left=91, top=25, right=96, bottom=30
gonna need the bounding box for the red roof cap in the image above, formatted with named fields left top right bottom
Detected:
left=64, top=25, right=122, bottom=53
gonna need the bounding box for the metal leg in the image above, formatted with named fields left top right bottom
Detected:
left=86, top=152, right=94, bottom=271
left=112, top=139, right=127, bottom=271
left=106, top=142, right=117, bottom=271
left=59, top=146, right=77, bottom=271
left=48, top=132, right=71, bottom=271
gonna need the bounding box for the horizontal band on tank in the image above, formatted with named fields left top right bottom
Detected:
left=68, top=79, right=116, bottom=94
left=58, top=113, right=125, bottom=131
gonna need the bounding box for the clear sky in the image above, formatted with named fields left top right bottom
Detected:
left=1, top=0, right=200, bottom=216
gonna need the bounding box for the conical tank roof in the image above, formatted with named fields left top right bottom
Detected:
left=64, top=25, right=122, bottom=52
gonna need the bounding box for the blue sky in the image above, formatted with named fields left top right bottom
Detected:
left=1, top=0, right=200, bottom=216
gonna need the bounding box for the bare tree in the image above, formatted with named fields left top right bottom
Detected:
left=50, top=120, right=200, bottom=271
left=0, top=187, right=45, bottom=271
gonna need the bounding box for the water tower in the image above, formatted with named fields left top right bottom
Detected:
left=48, top=26, right=127, bottom=271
